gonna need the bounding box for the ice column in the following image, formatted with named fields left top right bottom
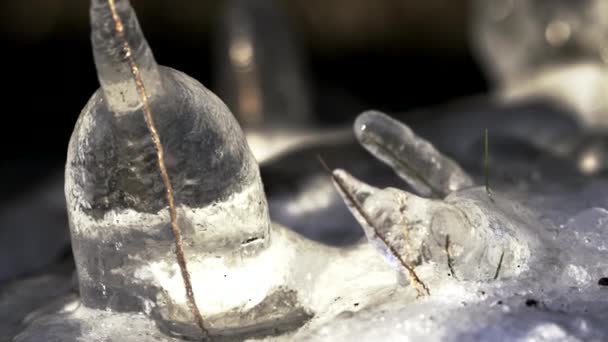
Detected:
left=66, top=0, right=270, bottom=335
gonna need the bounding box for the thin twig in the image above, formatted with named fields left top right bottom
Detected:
left=317, top=155, right=430, bottom=296
left=493, top=251, right=505, bottom=280
left=444, top=235, right=457, bottom=280
left=484, top=128, right=491, bottom=197
left=106, top=0, right=210, bottom=338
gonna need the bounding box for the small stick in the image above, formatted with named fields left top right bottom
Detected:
left=317, top=155, right=430, bottom=296
left=444, top=235, right=457, bottom=279
left=106, top=0, right=209, bottom=338
left=493, top=251, right=505, bottom=280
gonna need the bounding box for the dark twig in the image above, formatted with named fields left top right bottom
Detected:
left=484, top=128, right=492, bottom=198
left=444, top=235, right=457, bottom=279
left=493, top=251, right=505, bottom=280
left=106, top=0, right=209, bottom=338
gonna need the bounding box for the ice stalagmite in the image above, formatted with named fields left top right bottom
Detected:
left=355, top=110, right=473, bottom=198
left=67, top=0, right=271, bottom=338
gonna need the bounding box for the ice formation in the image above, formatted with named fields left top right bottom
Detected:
left=354, top=111, right=473, bottom=198
left=318, top=110, right=608, bottom=340
left=9, top=1, right=608, bottom=341
left=59, top=0, right=400, bottom=340
left=331, top=111, right=546, bottom=290
left=68, top=0, right=276, bottom=338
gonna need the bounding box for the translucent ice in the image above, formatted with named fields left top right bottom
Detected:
left=11, top=1, right=608, bottom=341
left=354, top=110, right=473, bottom=198
left=13, top=99, right=608, bottom=341
left=332, top=170, right=536, bottom=285
left=67, top=0, right=271, bottom=337
left=63, top=2, right=403, bottom=340
left=90, top=0, right=163, bottom=114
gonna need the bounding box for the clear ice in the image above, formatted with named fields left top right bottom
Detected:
left=355, top=110, right=473, bottom=198
left=331, top=169, right=536, bottom=284
left=67, top=0, right=274, bottom=337
left=10, top=1, right=608, bottom=341
left=62, top=1, right=401, bottom=340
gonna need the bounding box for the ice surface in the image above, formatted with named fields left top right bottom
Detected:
left=355, top=110, right=473, bottom=198
left=312, top=111, right=608, bottom=341
left=0, top=274, right=74, bottom=340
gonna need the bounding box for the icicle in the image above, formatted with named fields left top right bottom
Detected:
left=90, top=0, right=163, bottom=113
left=354, top=110, right=474, bottom=198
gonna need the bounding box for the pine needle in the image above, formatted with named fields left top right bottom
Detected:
left=493, top=251, right=505, bottom=280
left=484, top=128, right=491, bottom=198
left=445, top=235, right=457, bottom=279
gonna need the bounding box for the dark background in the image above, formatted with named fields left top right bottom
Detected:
left=0, top=0, right=487, bottom=201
